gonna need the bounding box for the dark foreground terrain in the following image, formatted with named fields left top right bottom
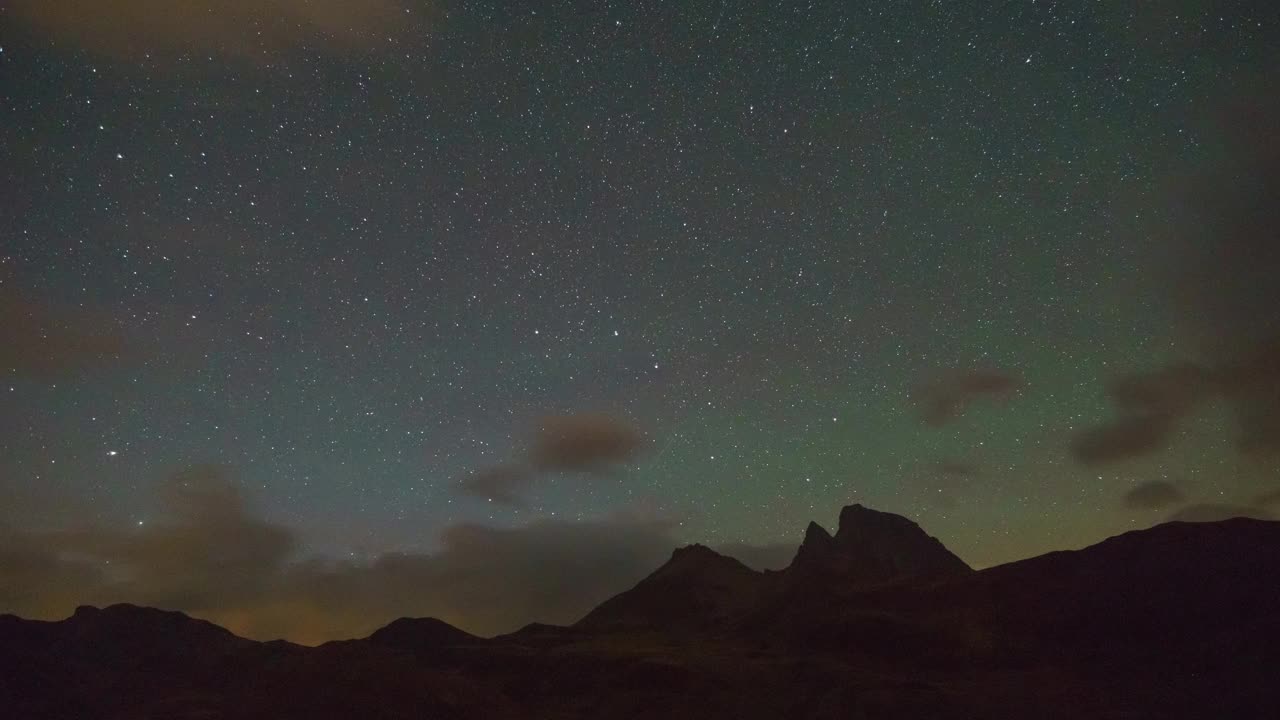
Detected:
left=4, top=505, right=1278, bottom=719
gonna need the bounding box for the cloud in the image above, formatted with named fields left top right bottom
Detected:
left=528, top=414, right=647, bottom=472
left=1071, top=95, right=1280, bottom=462
left=911, top=369, right=1022, bottom=426
left=1149, top=92, right=1280, bottom=455
left=1068, top=362, right=1234, bottom=465
left=1070, top=413, right=1176, bottom=466
left=1216, top=337, right=1280, bottom=455
left=1106, top=366, right=1217, bottom=418
left=1167, top=503, right=1274, bottom=523
left=454, top=414, right=647, bottom=506
left=1122, top=480, right=1185, bottom=510
left=0, top=465, right=678, bottom=644
left=0, top=286, right=127, bottom=380
left=2, top=465, right=294, bottom=613
left=1069, top=366, right=1219, bottom=465
left=10, top=0, right=412, bottom=61
left=1071, top=347, right=1280, bottom=464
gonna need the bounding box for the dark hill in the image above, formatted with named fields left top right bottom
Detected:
left=576, top=543, right=766, bottom=631
left=368, top=616, right=485, bottom=649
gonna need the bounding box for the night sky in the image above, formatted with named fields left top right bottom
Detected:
left=3, top=1, right=1278, bottom=642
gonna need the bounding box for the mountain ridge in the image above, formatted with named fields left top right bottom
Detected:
left=4, top=509, right=1278, bottom=718
left=787, top=503, right=972, bottom=583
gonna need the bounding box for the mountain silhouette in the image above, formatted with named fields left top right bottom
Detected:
left=579, top=505, right=973, bottom=634
left=576, top=543, right=765, bottom=631
left=368, top=616, right=486, bottom=650
left=788, top=503, right=972, bottom=581
left=3, top=506, right=1278, bottom=719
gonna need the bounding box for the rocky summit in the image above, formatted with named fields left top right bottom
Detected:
left=789, top=503, right=972, bottom=582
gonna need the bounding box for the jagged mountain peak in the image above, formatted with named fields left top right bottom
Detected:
left=836, top=503, right=921, bottom=534
left=790, top=504, right=971, bottom=583
left=792, top=521, right=836, bottom=567
left=803, top=520, right=834, bottom=543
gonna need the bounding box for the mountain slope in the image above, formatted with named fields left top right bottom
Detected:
left=575, top=543, right=766, bottom=631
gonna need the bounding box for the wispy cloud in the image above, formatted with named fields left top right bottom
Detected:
left=454, top=414, right=648, bottom=507
left=911, top=369, right=1022, bottom=426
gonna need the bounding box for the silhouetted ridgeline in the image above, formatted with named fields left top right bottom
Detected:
left=4, top=506, right=1278, bottom=719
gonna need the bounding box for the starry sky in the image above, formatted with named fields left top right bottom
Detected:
left=2, top=1, right=1278, bottom=641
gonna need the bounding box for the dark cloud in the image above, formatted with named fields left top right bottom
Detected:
left=713, top=542, right=796, bottom=572
left=0, top=465, right=678, bottom=644
left=1106, top=366, right=1217, bottom=418
left=1069, top=366, right=1218, bottom=465
left=1216, top=338, right=1280, bottom=455
left=528, top=414, right=647, bottom=473
left=1122, top=480, right=1185, bottom=510
left=453, top=465, right=533, bottom=508
left=0, top=286, right=126, bottom=380
left=455, top=414, right=647, bottom=506
left=2, top=465, right=295, bottom=614
left=1072, top=94, right=1280, bottom=462
left=1156, top=92, right=1280, bottom=454
left=1070, top=413, right=1176, bottom=466
left=1167, top=504, right=1274, bottom=524
left=1072, top=345, right=1280, bottom=463
left=912, top=369, right=1022, bottom=426
left=10, top=0, right=414, bottom=61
